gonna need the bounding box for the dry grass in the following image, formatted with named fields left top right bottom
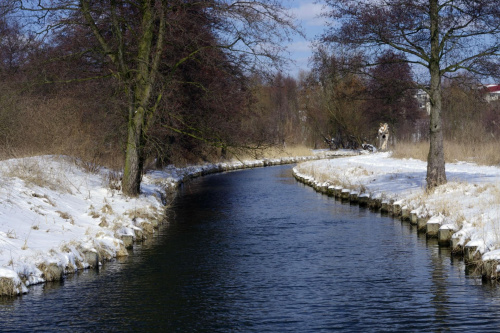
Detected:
left=392, top=140, right=500, bottom=166
left=391, top=141, right=429, bottom=161
left=56, top=211, right=73, bottom=223
left=0, top=277, right=17, bottom=296
left=32, top=193, right=56, bottom=207
left=260, top=145, right=313, bottom=158
left=99, top=216, right=109, bottom=227
left=404, top=181, right=500, bottom=232
left=3, top=158, right=72, bottom=193
left=0, top=89, right=125, bottom=171
left=6, top=229, right=16, bottom=239
left=88, top=205, right=100, bottom=219
left=37, top=262, right=63, bottom=281
left=231, top=144, right=313, bottom=161
left=100, top=203, right=113, bottom=215
left=56, top=211, right=70, bottom=219
left=125, top=206, right=158, bottom=221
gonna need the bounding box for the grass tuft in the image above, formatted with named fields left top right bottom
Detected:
left=4, top=158, right=72, bottom=193
left=6, top=229, right=16, bottom=239
left=0, top=277, right=17, bottom=296
left=56, top=211, right=72, bottom=220
left=37, top=263, right=63, bottom=281
left=88, top=205, right=100, bottom=219
left=100, top=203, right=113, bottom=215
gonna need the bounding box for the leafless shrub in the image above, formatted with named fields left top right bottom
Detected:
left=0, top=82, right=125, bottom=172
left=104, top=171, right=122, bottom=192
left=74, top=158, right=101, bottom=174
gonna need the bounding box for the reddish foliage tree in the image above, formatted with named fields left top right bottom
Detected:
left=365, top=51, right=420, bottom=141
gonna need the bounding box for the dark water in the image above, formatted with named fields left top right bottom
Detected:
left=3, top=165, right=500, bottom=332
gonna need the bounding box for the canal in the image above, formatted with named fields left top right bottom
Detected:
left=2, top=165, right=500, bottom=332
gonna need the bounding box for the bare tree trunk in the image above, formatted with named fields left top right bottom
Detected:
left=427, top=72, right=446, bottom=188
left=426, top=0, right=446, bottom=189
left=122, top=104, right=146, bottom=196
left=120, top=0, right=164, bottom=196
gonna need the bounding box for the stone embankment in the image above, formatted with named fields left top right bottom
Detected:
left=292, top=167, right=499, bottom=281
left=147, top=150, right=360, bottom=191
left=1, top=150, right=359, bottom=296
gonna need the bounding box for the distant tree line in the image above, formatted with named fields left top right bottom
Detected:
left=1, top=0, right=301, bottom=195
left=0, top=0, right=499, bottom=194
left=320, top=0, right=500, bottom=189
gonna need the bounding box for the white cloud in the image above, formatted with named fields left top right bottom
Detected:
left=281, top=0, right=329, bottom=75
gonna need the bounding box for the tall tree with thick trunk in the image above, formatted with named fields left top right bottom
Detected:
left=22, top=0, right=297, bottom=195
left=322, top=0, right=500, bottom=189
left=427, top=0, right=445, bottom=187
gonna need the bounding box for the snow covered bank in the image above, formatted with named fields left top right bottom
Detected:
left=293, top=152, right=500, bottom=279
left=0, top=150, right=358, bottom=296
left=0, top=156, right=165, bottom=296
left=145, top=149, right=359, bottom=187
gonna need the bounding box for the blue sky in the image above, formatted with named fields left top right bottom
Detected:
left=283, top=0, right=328, bottom=77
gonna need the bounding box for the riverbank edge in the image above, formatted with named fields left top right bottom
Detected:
left=0, top=150, right=360, bottom=297
left=291, top=167, right=499, bottom=281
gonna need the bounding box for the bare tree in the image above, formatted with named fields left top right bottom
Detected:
left=21, top=0, right=298, bottom=196
left=309, top=49, right=368, bottom=148
left=252, top=73, right=302, bottom=147
left=322, top=0, right=500, bottom=189
left=441, top=76, right=488, bottom=143
left=365, top=50, right=419, bottom=142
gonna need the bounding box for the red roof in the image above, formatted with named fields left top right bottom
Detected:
left=485, top=85, right=500, bottom=93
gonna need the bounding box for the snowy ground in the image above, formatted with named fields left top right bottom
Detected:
left=294, top=152, right=500, bottom=266
left=0, top=151, right=355, bottom=295
left=8, top=149, right=495, bottom=295
left=0, top=156, right=168, bottom=295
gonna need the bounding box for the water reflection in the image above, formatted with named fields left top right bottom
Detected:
left=1, top=166, right=500, bottom=332
left=428, top=239, right=451, bottom=330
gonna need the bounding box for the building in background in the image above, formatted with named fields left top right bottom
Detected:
left=483, top=84, right=500, bottom=102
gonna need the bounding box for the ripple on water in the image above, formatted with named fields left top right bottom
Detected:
left=2, top=166, right=500, bottom=332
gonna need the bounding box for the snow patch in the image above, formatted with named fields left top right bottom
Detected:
left=294, top=152, right=500, bottom=265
